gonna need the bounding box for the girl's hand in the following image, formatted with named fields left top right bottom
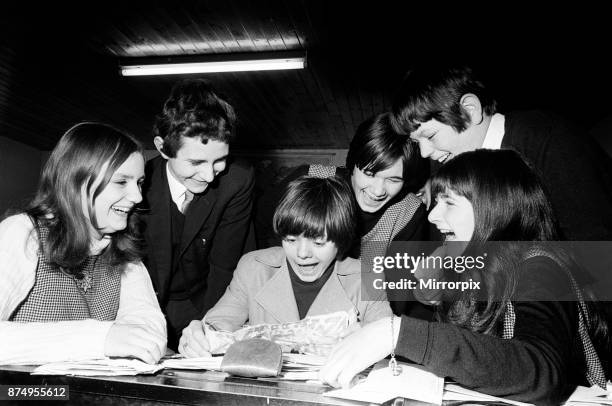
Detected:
left=319, top=316, right=399, bottom=388
left=178, top=320, right=211, bottom=358
left=105, top=322, right=166, bottom=364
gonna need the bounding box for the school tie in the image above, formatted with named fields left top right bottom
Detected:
left=181, top=190, right=194, bottom=214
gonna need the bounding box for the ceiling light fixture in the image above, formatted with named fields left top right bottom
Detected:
left=119, top=51, right=306, bottom=76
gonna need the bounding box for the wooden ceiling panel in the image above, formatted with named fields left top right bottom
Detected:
left=0, top=1, right=610, bottom=151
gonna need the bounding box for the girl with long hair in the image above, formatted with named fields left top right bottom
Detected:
left=320, top=149, right=610, bottom=404
left=0, top=122, right=166, bottom=365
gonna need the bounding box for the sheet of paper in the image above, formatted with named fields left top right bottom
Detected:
left=278, top=371, right=321, bottom=381
left=282, top=353, right=326, bottom=367
left=324, top=361, right=444, bottom=405
left=161, top=356, right=223, bottom=371
left=205, top=310, right=357, bottom=356
left=443, top=383, right=534, bottom=406
left=564, top=383, right=612, bottom=405
left=32, top=358, right=162, bottom=376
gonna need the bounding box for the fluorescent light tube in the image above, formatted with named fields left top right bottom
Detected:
left=120, top=56, right=305, bottom=76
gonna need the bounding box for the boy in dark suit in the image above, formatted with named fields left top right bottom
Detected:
left=141, top=79, right=255, bottom=349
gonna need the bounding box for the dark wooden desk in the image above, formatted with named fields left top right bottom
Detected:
left=0, top=365, right=437, bottom=406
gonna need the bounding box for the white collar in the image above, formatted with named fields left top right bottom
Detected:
left=481, top=113, right=505, bottom=150
left=165, top=162, right=187, bottom=209
left=90, top=235, right=112, bottom=255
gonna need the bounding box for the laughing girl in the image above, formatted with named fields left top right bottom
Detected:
left=0, top=122, right=166, bottom=365
left=319, top=149, right=610, bottom=404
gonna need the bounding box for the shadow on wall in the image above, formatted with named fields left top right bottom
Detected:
left=590, top=115, right=612, bottom=159
left=231, top=149, right=349, bottom=249
left=0, top=137, right=42, bottom=217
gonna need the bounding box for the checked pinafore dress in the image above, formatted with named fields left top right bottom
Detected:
left=11, top=222, right=121, bottom=322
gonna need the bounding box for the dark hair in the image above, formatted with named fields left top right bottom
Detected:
left=429, top=148, right=556, bottom=329
left=431, top=149, right=559, bottom=242
left=273, top=176, right=357, bottom=257
left=153, top=79, right=236, bottom=157
left=391, top=65, right=498, bottom=135
left=346, top=113, right=428, bottom=193
left=430, top=149, right=609, bottom=369
left=26, top=122, right=144, bottom=272
left=430, top=149, right=559, bottom=331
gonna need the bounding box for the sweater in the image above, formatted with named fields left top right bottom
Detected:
left=395, top=255, right=600, bottom=404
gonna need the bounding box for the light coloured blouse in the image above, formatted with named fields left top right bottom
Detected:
left=0, top=214, right=166, bottom=365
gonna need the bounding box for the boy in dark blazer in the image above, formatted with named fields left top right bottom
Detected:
left=391, top=65, right=612, bottom=242
left=391, top=66, right=612, bottom=326
left=141, top=79, right=255, bottom=349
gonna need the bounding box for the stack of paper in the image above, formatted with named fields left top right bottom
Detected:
left=30, top=352, right=326, bottom=381
left=32, top=358, right=163, bottom=376
left=161, top=355, right=223, bottom=371
left=160, top=352, right=326, bottom=381
left=278, top=353, right=326, bottom=381
left=323, top=361, right=444, bottom=405
left=282, top=353, right=326, bottom=367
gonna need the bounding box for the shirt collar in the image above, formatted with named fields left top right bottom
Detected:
left=481, top=113, right=505, bottom=150
left=165, top=162, right=187, bottom=208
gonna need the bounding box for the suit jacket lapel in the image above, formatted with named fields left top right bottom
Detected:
left=254, top=260, right=300, bottom=323
left=144, top=158, right=173, bottom=297
left=179, top=186, right=217, bottom=257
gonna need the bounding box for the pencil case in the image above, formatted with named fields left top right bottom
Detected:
left=220, top=338, right=282, bottom=378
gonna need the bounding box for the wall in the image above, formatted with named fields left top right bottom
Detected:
left=0, top=144, right=344, bottom=219
left=145, top=148, right=348, bottom=186
left=590, top=115, right=612, bottom=158
left=0, top=136, right=42, bottom=216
